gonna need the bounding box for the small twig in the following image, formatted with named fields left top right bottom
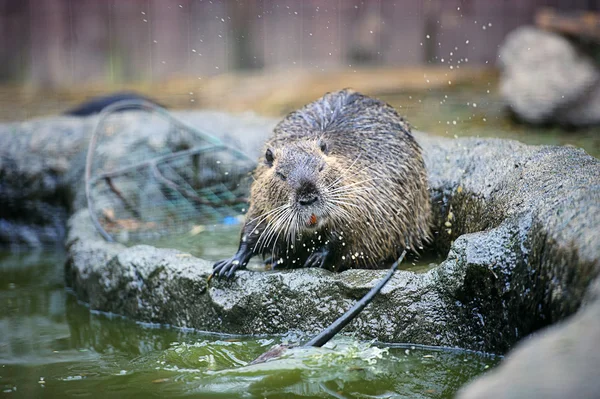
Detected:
left=105, top=177, right=142, bottom=219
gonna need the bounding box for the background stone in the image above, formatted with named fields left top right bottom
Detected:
left=499, top=27, right=600, bottom=126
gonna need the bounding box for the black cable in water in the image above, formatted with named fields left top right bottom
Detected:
left=303, top=249, right=407, bottom=348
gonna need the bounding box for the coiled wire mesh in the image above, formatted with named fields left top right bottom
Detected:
left=85, top=100, right=256, bottom=244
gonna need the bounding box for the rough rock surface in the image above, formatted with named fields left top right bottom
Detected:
left=499, top=27, right=600, bottom=126
left=0, top=117, right=90, bottom=248
left=3, top=110, right=600, bottom=397
left=458, top=298, right=600, bottom=399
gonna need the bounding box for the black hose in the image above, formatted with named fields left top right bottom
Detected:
left=303, top=249, right=406, bottom=348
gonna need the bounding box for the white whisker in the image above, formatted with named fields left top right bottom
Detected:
left=325, top=155, right=363, bottom=190
left=249, top=205, right=290, bottom=238
left=328, top=198, right=361, bottom=209
left=247, top=203, right=290, bottom=225
left=253, top=206, right=290, bottom=252
left=329, top=177, right=379, bottom=193
left=258, top=208, right=293, bottom=252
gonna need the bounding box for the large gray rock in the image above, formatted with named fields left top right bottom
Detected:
left=499, top=27, right=600, bottom=126
left=0, top=117, right=91, bottom=248
left=458, top=298, right=600, bottom=399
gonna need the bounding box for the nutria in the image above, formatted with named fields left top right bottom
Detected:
left=212, top=89, right=430, bottom=279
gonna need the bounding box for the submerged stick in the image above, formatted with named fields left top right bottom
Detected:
left=251, top=250, right=406, bottom=364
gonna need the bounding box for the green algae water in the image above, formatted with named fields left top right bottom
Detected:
left=0, top=251, right=497, bottom=398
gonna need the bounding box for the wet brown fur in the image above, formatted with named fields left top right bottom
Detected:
left=213, top=89, right=431, bottom=276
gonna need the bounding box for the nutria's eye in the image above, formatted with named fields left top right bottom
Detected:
left=319, top=163, right=325, bottom=172
left=265, top=149, right=274, bottom=166
left=318, top=139, right=328, bottom=154
left=276, top=171, right=287, bottom=181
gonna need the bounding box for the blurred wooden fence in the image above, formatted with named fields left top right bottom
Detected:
left=0, top=0, right=596, bottom=88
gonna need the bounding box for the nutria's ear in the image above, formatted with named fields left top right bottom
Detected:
left=265, top=148, right=274, bottom=166
left=318, top=139, right=329, bottom=155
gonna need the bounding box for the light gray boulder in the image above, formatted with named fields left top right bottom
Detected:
left=499, top=27, right=600, bottom=126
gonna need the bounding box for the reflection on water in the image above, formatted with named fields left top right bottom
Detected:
left=0, top=251, right=497, bottom=398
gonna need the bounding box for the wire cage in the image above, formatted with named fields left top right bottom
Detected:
left=85, top=100, right=256, bottom=244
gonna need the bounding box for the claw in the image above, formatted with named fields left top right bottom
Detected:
left=211, top=257, right=243, bottom=280
left=225, top=264, right=239, bottom=279
left=211, top=236, right=254, bottom=281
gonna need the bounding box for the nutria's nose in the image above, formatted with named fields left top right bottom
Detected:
left=299, top=196, right=318, bottom=206
left=297, top=181, right=319, bottom=206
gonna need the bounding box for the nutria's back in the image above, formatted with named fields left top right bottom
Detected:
left=212, top=89, right=431, bottom=278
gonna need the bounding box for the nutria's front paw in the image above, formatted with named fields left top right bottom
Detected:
left=303, top=249, right=329, bottom=269
left=212, top=257, right=244, bottom=280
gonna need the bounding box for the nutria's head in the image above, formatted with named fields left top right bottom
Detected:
left=251, top=136, right=361, bottom=245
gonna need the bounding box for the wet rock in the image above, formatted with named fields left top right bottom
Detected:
left=457, top=299, right=600, bottom=399
left=499, top=27, right=600, bottom=126
left=0, top=117, right=90, bottom=249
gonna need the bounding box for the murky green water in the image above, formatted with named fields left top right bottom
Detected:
left=0, top=251, right=497, bottom=398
